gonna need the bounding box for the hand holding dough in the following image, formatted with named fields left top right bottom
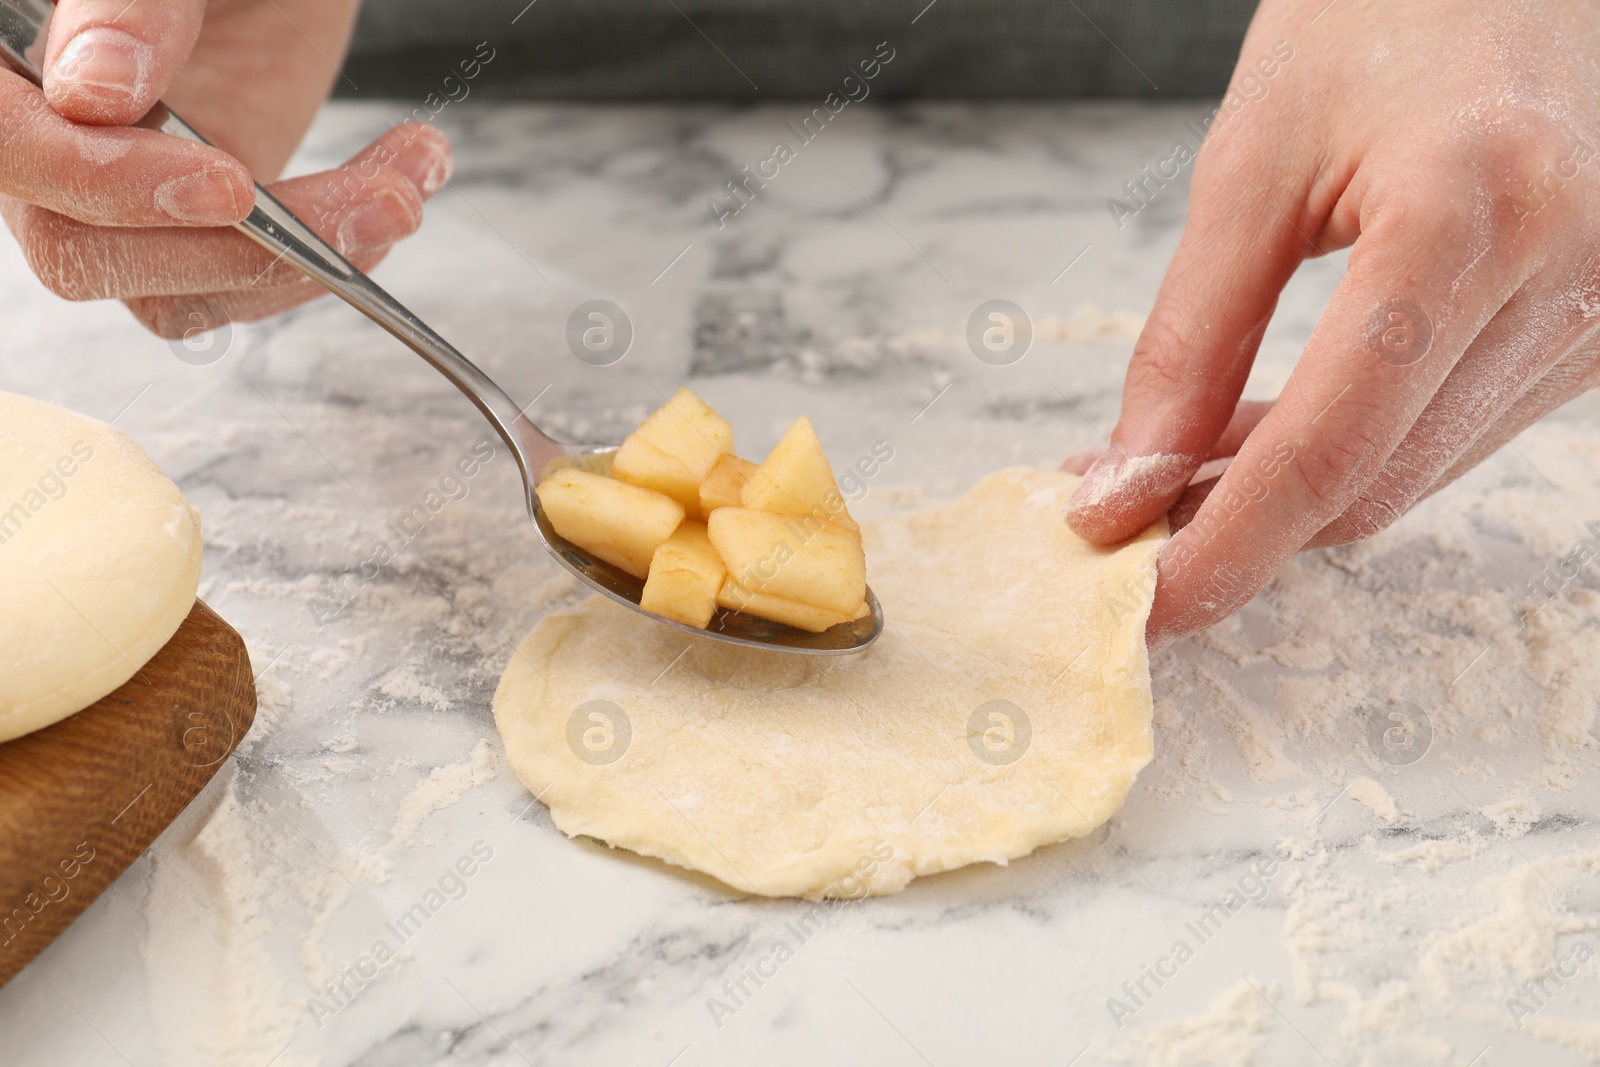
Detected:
left=495, top=468, right=1164, bottom=899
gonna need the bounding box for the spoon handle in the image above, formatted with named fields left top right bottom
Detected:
left=236, top=152, right=566, bottom=494
left=159, top=105, right=567, bottom=504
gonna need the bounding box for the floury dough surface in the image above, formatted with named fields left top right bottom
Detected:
left=0, top=391, right=202, bottom=741
left=494, top=468, right=1165, bottom=899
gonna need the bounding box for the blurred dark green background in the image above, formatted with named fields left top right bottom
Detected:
left=341, top=0, right=1259, bottom=99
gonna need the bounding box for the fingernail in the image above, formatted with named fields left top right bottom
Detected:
left=1065, top=447, right=1192, bottom=521
left=49, top=27, right=150, bottom=104
left=337, top=188, right=417, bottom=255
left=394, top=138, right=453, bottom=197
left=155, top=168, right=245, bottom=224
left=1064, top=445, right=1127, bottom=516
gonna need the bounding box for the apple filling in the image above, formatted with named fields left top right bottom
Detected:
left=536, top=388, right=868, bottom=632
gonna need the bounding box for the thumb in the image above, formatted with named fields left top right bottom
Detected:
left=43, top=0, right=208, bottom=125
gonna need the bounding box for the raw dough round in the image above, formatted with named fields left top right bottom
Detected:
left=0, top=392, right=202, bottom=742
left=495, top=468, right=1163, bottom=899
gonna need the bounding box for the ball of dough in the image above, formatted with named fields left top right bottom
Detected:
left=495, top=468, right=1164, bottom=899
left=0, top=392, right=202, bottom=742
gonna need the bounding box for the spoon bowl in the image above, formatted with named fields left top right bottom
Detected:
left=532, top=447, right=883, bottom=654
left=535, top=496, right=884, bottom=653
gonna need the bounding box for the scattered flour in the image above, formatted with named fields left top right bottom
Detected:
left=374, top=666, right=453, bottom=712
left=389, top=738, right=499, bottom=847
left=1374, top=834, right=1488, bottom=872
left=143, top=767, right=311, bottom=1067
left=1135, top=419, right=1600, bottom=1063
left=1346, top=777, right=1401, bottom=824
left=1480, top=790, right=1542, bottom=839
left=1522, top=1016, right=1600, bottom=1060
left=1113, top=979, right=1275, bottom=1066
left=1418, top=857, right=1600, bottom=995
left=140, top=735, right=502, bottom=1061
left=235, top=659, right=293, bottom=760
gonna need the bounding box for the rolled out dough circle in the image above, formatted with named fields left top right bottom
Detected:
left=495, top=468, right=1164, bottom=899
left=0, top=392, right=202, bottom=742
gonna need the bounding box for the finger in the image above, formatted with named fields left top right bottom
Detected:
left=43, top=0, right=208, bottom=125
left=0, top=69, right=253, bottom=227
left=1146, top=211, right=1525, bottom=651
left=1306, top=273, right=1599, bottom=549
left=3, top=170, right=414, bottom=297
left=1167, top=476, right=1220, bottom=534
left=1204, top=399, right=1276, bottom=461
left=4, top=124, right=449, bottom=301
left=1425, top=346, right=1600, bottom=493
left=125, top=246, right=399, bottom=339
left=1063, top=142, right=1309, bottom=545
left=1061, top=398, right=1277, bottom=475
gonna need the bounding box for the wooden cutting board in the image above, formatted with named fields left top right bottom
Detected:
left=0, top=599, right=255, bottom=987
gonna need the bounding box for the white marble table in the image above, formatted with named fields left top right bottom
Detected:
left=2, top=100, right=1599, bottom=1067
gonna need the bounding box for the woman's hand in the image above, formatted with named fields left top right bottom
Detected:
left=0, top=0, right=452, bottom=337
left=1063, top=0, right=1600, bottom=651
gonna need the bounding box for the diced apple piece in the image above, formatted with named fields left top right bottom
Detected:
left=717, top=578, right=867, bottom=633
left=740, top=416, right=857, bottom=532
left=536, top=468, right=684, bottom=579
left=706, top=507, right=866, bottom=615
left=640, top=521, right=725, bottom=629
left=698, top=454, right=758, bottom=516
left=612, top=387, right=733, bottom=516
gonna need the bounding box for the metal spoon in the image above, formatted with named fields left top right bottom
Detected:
left=0, top=0, right=882, bottom=654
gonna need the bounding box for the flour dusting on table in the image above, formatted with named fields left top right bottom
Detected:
left=135, top=406, right=1600, bottom=1063
left=1134, top=417, right=1600, bottom=1061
